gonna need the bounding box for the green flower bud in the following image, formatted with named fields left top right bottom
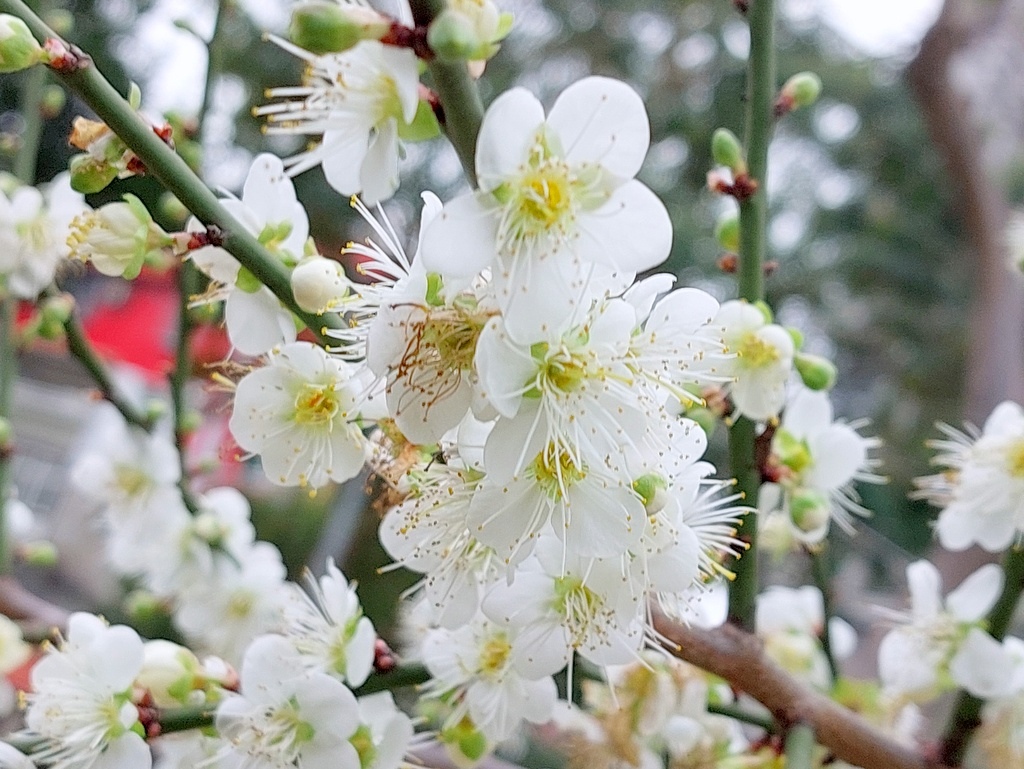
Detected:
left=290, top=2, right=389, bottom=55
left=782, top=71, right=822, bottom=109
left=125, top=589, right=167, bottom=624
left=794, top=352, right=837, bottom=391
left=789, top=488, right=830, bottom=536
left=631, top=473, right=668, bottom=512
left=684, top=405, right=716, bottom=440
left=40, top=85, right=66, bottom=119
left=714, top=213, right=740, bottom=253
left=711, top=127, right=746, bottom=175
left=786, top=326, right=804, bottom=350
left=0, top=15, right=43, bottom=74
left=753, top=299, right=774, bottom=324
left=427, top=10, right=480, bottom=61
left=138, top=640, right=203, bottom=708
left=68, top=153, right=117, bottom=194
left=19, top=540, right=58, bottom=567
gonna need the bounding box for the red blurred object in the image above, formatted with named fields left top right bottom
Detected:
left=7, top=648, right=42, bottom=693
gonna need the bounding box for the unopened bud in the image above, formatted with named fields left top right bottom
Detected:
left=794, top=352, right=837, bottom=391
left=68, top=194, right=172, bottom=279
left=631, top=473, right=669, bottom=513
left=125, top=590, right=167, bottom=624
left=40, top=293, right=74, bottom=326
left=0, top=15, right=43, bottom=73
left=138, top=640, right=202, bottom=708
left=787, top=326, right=804, bottom=350
left=753, top=299, right=774, bottom=324
left=158, top=192, right=189, bottom=225
left=68, top=153, right=117, bottom=194
left=291, top=256, right=351, bottom=313
left=780, top=71, right=822, bottom=112
left=18, top=539, right=58, bottom=567
left=439, top=716, right=492, bottom=766
left=428, top=10, right=480, bottom=60
left=40, top=85, right=66, bottom=118
left=290, top=2, right=389, bottom=55
left=684, top=405, right=716, bottom=440
left=711, top=127, right=746, bottom=175
left=789, top=488, right=830, bottom=537
left=714, top=213, right=739, bottom=253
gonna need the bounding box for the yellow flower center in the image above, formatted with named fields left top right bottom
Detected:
left=113, top=464, right=151, bottom=498
left=1007, top=440, right=1024, bottom=477
left=478, top=634, right=512, bottom=678
left=530, top=445, right=586, bottom=500
left=519, top=164, right=573, bottom=227
left=736, top=331, right=780, bottom=369
left=294, top=383, right=341, bottom=425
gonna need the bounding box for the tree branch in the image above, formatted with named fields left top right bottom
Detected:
left=651, top=609, right=951, bottom=769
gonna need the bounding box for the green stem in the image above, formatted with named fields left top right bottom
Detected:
left=726, top=0, right=776, bottom=632
left=808, top=545, right=839, bottom=684
left=408, top=0, right=483, bottom=185
left=0, top=37, right=50, bottom=575
left=0, top=296, right=15, bottom=576
left=59, top=297, right=154, bottom=431
left=170, top=263, right=201, bottom=515
left=13, top=64, right=45, bottom=183
left=706, top=701, right=776, bottom=733
left=0, top=0, right=342, bottom=346
left=156, top=705, right=216, bottom=734
left=784, top=722, right=816, bottom=769
left=353, top=663, right=431, bottom=696
left=939, top=546, right=1024, bottom=765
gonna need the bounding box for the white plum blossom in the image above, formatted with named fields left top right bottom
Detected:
left=948, top=628, right=1024, bottom=700
left=0, top=172, right=86, bottom=298
left=763, top=387, right=881, bottom=543
left=25, top=613, right=150, bottom=769
left=420, top=76, right=672, bottom=342
left=217, top=635, right=362, bottom=769
left=915, top=400, right=1024, bottom=551
left=189, top=154, right=306, bottom=355
left=259, top=38, right=422, bottom=205
left=350, top=693, right=416, bottom=769
left=284, top=559, right=377, bottom=687
left=877, top=560, right=1004, bottom=701
left=713, top=300, right=794, bottom=421
left=363, top=193, right=496, bottom=444
left=421, top=614, right=558, bottom=742
left=230, top=341, right=370, bottom=488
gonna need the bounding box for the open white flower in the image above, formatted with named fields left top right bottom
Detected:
left=284, top=559, right=377, bottom=687
left=765, top=387, right=882, bottom=543
left=26, top=613, right=150, bottom=769
left=421, top=614, right=558, bottom=742
left=230, top=341, right=370, bottom=488
left=916, top=401, right=1024, bottom=551
left=420, top=76, right=672, bottom=341
left=217, top=635, right=361, bottom=769
left=877, top=560, right=1004, bottom=701
left=259, top=38, right=421, bottom=205
left=189, top=154, right=306, bottom=356
left=948, top=628, right=1024, bottom=700
left=714, top=300, right=794, bottom=421
left=0, top=172, right=86, bottom=298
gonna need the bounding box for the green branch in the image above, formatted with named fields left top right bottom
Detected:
left=0, top=0, right=342, bottom=346
left=353, top=663, right=431, bottom=696
left=784, top=722, right=816, bottom=769
left=939, top=546, right=1024, bottom=765
left=170, top=263, right=201, bottom=515
left=58, top=294, right=155, bottom=431
left=808, top=545, right=840, bottom=684
left=727, top=0, right=776, bottom=632
left=408, top=0, right=483, bottom=185
left=707, top=701, right=776, bottom=733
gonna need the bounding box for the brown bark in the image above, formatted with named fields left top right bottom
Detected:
left=652, top=609, right=951, bottom=769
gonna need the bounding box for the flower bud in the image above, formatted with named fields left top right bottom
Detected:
left=0, top=15, right=43, bottom=74
left=632, top=473, right=669, bottom=513
left=40, top=85, right=66, bottom=118
left=781, top=71, right=822, bottom=110
left=125, top=590, right=167, bottom=624
left=711, top=127, right=746, bottom=175
left=753, top=299, right=774, bottom=324
left=68, top=153, right=117, bottom=194
left=290, top=2, right=389, bottom=55
left=794, top=352, right=837, bottom=391
left=291, top=256, right=351, bottom=313
left=684, top=405, right=716, bottom=440
left=138, top=640, right=202, bottom=708
left=789, top=488, right=830, bottom=539
left=714, top=213, right=739, bottom=253
left=428, top=10, right=480, bottom=61
left=18, top=539, right=58, bottom=567
left=67, top=194, right=172, bottom=279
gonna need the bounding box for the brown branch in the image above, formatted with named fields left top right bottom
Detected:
left=0, top=575, right=70, bottom=632
left=651, top=609, right=951, bottom=769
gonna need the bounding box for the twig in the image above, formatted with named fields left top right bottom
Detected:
left=651, top=608, right=951, bottom=769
